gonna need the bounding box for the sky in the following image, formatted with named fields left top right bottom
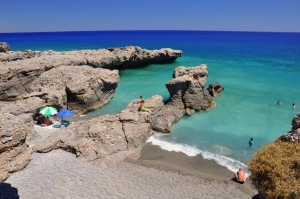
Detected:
left=0, top=0, right=300, bottom=33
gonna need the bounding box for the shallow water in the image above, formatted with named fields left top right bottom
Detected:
left=2, top=30, right=300, bottom=173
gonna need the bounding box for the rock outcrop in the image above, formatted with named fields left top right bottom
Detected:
left=33, top=95, right=172, bottom=167
left=0, top=112, right=33, bottom=182
left=279, top=114, right=300, bottom=142
left=207, top=82, right=224, bottom=97
left=165, top=64, right=216, bottom=115
left=0, top=46, right=182, bottom=69
left=0, top=42, right=10, bottom=53
left=0, top=46, right=181, bottom=115
left=32, top=64, right=223, bottom=166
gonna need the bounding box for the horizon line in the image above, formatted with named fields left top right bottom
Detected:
left=1, top=29, right=300, bottom=34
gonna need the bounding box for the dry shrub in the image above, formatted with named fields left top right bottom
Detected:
left=249, top=140, right=300, bottom=199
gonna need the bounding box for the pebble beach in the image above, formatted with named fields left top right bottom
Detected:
left=0, top=127, right=259, bottom=199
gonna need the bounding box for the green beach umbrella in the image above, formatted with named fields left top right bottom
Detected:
left=39, top=106, right=58, bottom=116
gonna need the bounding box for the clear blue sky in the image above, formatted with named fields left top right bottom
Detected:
left=1, top=0, right=299, bottom=33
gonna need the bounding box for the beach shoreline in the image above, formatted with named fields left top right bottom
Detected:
left=1, top=141, right=260, bottom=199
left=127, top=143, right=259, bottom=198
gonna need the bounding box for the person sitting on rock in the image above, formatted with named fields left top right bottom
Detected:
left=139, top=99, right=155, bottom=115
left=42, top=116, right=53, bottom=127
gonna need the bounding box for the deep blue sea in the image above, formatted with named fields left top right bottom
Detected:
left=1, top=31, right=300, bottom=174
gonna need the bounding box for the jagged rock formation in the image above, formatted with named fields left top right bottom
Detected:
left=0, top=63, right=223, bottom=181
left=33, top=96, right=167, bottom=167
left=32, top=65, right=223, bottom=166
left=279, top=114, right=300, bottom=142
left=0, top=112, right=33, bottom=182
left=0, top=42, right=10, bottom=53
left=207, top=82, right=224, bottom=97
left=165, top=64, right=216, bottom=115
left=0, top=46, right=181, bottom=115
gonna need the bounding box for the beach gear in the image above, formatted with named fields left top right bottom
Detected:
left=56, top=109, right=75, bottom=118
left=39, top=106, right=58, bottom=116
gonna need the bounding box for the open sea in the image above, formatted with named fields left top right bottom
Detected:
left=1, top=30, right=300, bottom=174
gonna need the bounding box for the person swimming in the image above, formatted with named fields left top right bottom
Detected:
left=277, top=100, right=281, bottom=105
left=292, top=103, right=296, bottom=108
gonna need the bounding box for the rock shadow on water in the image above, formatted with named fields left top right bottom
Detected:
left=0, top=183, right=20, bottom=199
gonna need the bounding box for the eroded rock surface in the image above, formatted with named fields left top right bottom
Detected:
left=33, top=96, right=169, bottom=167
left=0, top=42, right=10, bottom=53
left=0, top=46, right=181, bottom=115
left=207, top=82, right=224, bottom=97
left=166, top=64, right=218, bottom=115
left=279, top=114, right=300, bottom=142
left=0, top=112, right=33, bottom=183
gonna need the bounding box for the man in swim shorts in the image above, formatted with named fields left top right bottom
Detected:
left=234, top=169, right=246, bottom=184
left=139, top=100, right=155, bottom=115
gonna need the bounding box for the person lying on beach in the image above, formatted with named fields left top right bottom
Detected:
left=139, top=99, right=155, bottom=115
left=234, top=169, right=246, bottom=184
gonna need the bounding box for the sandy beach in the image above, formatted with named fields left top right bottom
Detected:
left=0, top=126, right=259, bottom=199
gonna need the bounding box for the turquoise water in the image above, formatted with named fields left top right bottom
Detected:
left=2, top=31, right=300, bottom=173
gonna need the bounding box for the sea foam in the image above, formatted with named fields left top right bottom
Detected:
left=147, top=134, right=250, bottom=176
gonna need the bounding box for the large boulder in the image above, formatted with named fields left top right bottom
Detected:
left=279, top=114, right=300, bottom=142
left=207, top=82, right=224, bottom=97
left=0, top=112, right=33, bottom=183
left=0, top=64, right=119, bottom=115
left=0, top=42, right=10, bottom=53
left=166, top=64, right=214, bottom=113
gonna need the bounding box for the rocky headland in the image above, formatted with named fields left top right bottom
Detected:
left=0, top=45, right=223, bottom=183
left=0, top=45, right=183, bottom=182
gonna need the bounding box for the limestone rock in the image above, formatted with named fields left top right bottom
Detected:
left=207, top=82, right=224, bottom=97
left=166, top=64, right=214, bottom=111
left=0, top=113, right=33, bottom=183
left=150, top=104, right=184, bottom=133
left=291, top=114, right=300, bottom=131
left=0, top=46, right=181, bottom=114
left=0, top=42, right=10, bottom=53
left=279, top=114, right=300, bottom=142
